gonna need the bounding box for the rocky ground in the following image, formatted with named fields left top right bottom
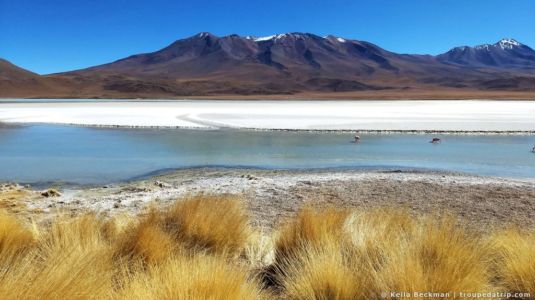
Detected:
left=2, top=168, right=535, bottom=231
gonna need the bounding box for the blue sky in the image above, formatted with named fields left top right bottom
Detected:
left=1, top=0, right=534, bottom=74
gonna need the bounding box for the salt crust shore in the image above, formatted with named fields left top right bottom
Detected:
left=1, top=100, right=535, bottom=132
left=19, top=168, right=535, bottom=230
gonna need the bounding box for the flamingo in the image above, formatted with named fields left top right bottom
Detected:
left=532, top=145, right=535, bottom=153
left=430, top=138, right=441, bottom=144
left=354, top=134, right=361, bottom=143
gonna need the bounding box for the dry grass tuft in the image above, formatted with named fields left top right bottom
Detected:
left=280, top=239, right=368, bottom=299
left=274, top=207, right=349, bottom=263
left=244, top=230, right=275, bottom=269
left=0, top=212, right=35, bottom=267
left=116, top=254, right=262, bottom=300
left=36, top=213, right=117, bottom=258
left=373, top=215, right=494, bottom=297
left=114, top=195, right=252, bottom=265
left=114, top=216, right=177, bottom=265
left=0, top=214, right=114, bottom=299
left=162, top=194, right=252, bottom=256
left=272, top=208, right=495, bottom=299
left=491, top=229, right=535, bottom=295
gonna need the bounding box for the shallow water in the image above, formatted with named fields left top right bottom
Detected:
left=0, top=124, right=534, bottom=184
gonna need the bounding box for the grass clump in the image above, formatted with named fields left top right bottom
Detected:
left=114, top=216, right=177, bottom=265
left=0, top=212, right=35, bottom=268
left=272, top=208, right=495, bottom=299
left=0, top=214, right=115, bottom=299
left=116, top=254, right=262, bottom=300
left=491, top=229, right=535, bottom=295
left=372, top=215, right=494, bottom=298
left=161, top=194, right=252, bottom=256
left=114, top=194, right=252, bottom=266
left=274, top=207, right=349, bottom=263
left=279, top=239, right=368, bottom=299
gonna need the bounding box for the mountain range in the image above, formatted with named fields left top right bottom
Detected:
left=2, top=33, right=535, bottom=99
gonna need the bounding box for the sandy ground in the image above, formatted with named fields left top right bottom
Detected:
left=1, top=100, right=535, bottom=131
left=5, top=168, right=535, bottom=231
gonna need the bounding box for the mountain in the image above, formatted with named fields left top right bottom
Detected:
left=437, top=39, right=535, bottom=70
left=0, top=59, right=53, bottom=97
left=2, top=34, right=535, bottom=98
left=0, top=59, right=92, bottom=98
left=0, top=59, right=39, bottom=80
left=70, top=32, right=414, bottom=93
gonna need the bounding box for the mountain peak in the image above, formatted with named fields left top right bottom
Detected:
left=438, top=38, right=535, bottom=69
left=496, top=38, right=522, bottom=49
left=448, top=39, right=524, bottom=52
left=190, top=32, right=217, bottom=39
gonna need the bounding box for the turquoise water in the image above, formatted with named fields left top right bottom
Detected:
left=0, top=124, right=534, bottom=184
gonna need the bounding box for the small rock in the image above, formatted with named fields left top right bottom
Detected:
left=245, top=175, right=258, bottom=180
left=41, top=189, right=61, bottom=197
left=154, top=180, right=170, bottom=188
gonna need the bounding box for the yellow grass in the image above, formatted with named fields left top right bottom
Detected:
left=491, top=229, right=535, bottom=295
left=0, top=212, right=35, bottom=268
left=0, top=214, right=115, bottom=299
left=371, top=215, right=495, bottom=298
left=280, top=239, right=368, bottom=299
left=0, top=195, right=534, bottom=299
left=116, top=254, right=262, bottom=300
left=272, top=209, right=495, bottom=299
left=161, top=194, right=252, bottom=256
left=114, top=216, right=178, bottom=265
left=113, top=194, right=252, bottom=267
left=274, top=207, right=349, bottom=263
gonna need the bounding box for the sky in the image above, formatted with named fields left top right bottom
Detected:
left=1, top=0, right=534, bottom=74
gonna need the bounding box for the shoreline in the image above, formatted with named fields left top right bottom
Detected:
left=12, top=166, right=535, bottom=189
left=4, top=168, right=535, bottom=231
left=5, top=121, right=535, bottom=135
left=4, top=160, right=535, bottom=189
left=3, top=88, right=535, bottom=100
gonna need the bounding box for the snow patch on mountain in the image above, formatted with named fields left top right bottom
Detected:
left=252, top=34, right=290, bottom=42
left=475, top=44, right=491, bottom=51
left=497, top=38, right=521, bottom=50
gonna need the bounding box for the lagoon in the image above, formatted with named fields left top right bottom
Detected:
left=0, top=124, right=533, bottom=184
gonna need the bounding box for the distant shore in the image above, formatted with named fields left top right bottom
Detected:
left=3, top=88, right=535, bottom=101
left=5, top=168, right=535, bottom=231
left=1, top=99, right=535, bottom=132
